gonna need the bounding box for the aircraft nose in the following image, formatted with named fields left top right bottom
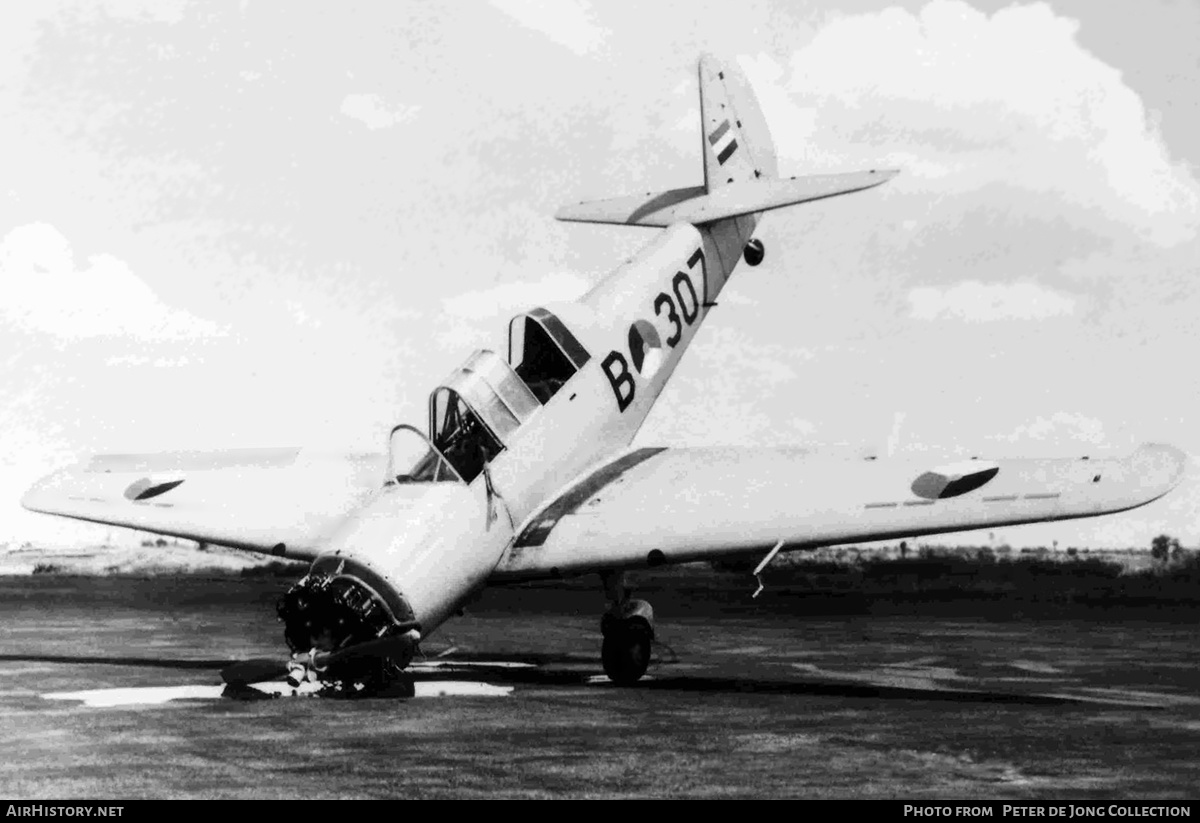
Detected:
left=277, top=559, right=420, bottom=664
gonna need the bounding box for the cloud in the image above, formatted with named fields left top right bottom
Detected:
left=284, top=299, right=323, bottom=328
left=489, top=0, right=607, bottom=56
left=1002, top=412, right=1108, bottom=446
left=672, top=107, right=699, bottom=134
left=641, top=325, right=812, bottom=448
left=0, top=223, right=224, bottom=341
left=755, top=0, right=1199, bottom=246
left=101, top=0, right=187, bottom=22
left=441, top=271, right=590, bottom=320
left=103, top=354, right=193, bottom=367
left=339, top=94, right=421, bottom=130
left=908, top=281, right=1075, bottom=322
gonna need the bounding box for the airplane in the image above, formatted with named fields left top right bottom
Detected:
left=22, top=55, right=1187, bottom=697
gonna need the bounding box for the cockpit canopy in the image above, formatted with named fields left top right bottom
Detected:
left=427, top=350, right=539, bottom=483
left=386, top=309, right=593, bottom=486
left=386, top=425, right=460, bottom=484
left=508, top=307, right=591, bottom=404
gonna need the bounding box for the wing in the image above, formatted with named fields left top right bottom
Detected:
left=22, top=449, right=387, bottom=561
left=491, top=444, right=1187, bottom=582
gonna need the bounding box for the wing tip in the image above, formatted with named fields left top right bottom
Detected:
left=853, top=168, right=901, bottom=190
left=1129, top=442, right=1189, bottom=494
left=20, top=470, right=61, bottom=514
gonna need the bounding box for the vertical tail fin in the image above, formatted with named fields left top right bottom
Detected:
left=699, top=55, right=778, bottom=191
left=554, top=55, right=896, bottom=228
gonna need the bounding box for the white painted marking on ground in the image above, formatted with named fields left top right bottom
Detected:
left=44, top=685, right=225, bottom=707
left=419, top=682, right=513, bottom=697
left=412, top=660, right=535, bottom=669
left=585, top=675, right=656, bottom=685
left=245, top=681, right=515, bottom=698
left=42, top=680, right=514, bottom=706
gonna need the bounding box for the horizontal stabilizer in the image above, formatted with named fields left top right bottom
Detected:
left=556, top=169, right=898, bottom=228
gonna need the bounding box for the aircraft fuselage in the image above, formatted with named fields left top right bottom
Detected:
left=300, top=215, right=759, bottom=667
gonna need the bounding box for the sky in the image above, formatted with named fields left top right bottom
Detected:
left=1, top=0, right=1198, bottom=550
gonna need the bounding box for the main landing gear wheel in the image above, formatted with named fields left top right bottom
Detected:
left=599, top=572, right=656, bottom=685
left=601, top=617, right=653, bottom=685
left=598, top=569, right=655, bottom=685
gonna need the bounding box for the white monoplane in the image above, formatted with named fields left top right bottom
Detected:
left=24, top=56, right=1186, bottom=694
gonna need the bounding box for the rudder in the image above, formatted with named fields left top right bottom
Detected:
left=699, top=55, right=778, bottom=191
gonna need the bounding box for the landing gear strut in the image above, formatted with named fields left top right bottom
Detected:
left=599, top=571, right=654, bottom=685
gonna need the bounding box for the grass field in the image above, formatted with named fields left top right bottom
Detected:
left=1, top=569, right=1198, bottom=798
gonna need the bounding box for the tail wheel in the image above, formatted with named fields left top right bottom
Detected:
left=601, top=620, right=653, bottom=685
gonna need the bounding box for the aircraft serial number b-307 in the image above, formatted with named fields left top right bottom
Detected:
left=24, top=56, right=1187, bottom=696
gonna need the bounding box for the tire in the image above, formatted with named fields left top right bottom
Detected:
left=601, top=622, right=652, bottom=685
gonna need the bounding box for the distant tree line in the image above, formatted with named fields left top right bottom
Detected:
left=1151, top=534, right=1184, bottom=563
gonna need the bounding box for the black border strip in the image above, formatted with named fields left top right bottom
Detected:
left=529, top=307, right=592, bottom=369
left=515, top=447, right=667, bottom=548
left=717, top=139, right=738, bottom=165
left=708, top=119, right=731, bottom=145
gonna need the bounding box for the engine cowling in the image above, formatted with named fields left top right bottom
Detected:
left=277, top=479, right=512, bottom=686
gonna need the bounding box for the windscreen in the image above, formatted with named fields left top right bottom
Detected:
left=430, top=389, right=502, bottom=483
left=386, top=425, right=461, bottom=484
